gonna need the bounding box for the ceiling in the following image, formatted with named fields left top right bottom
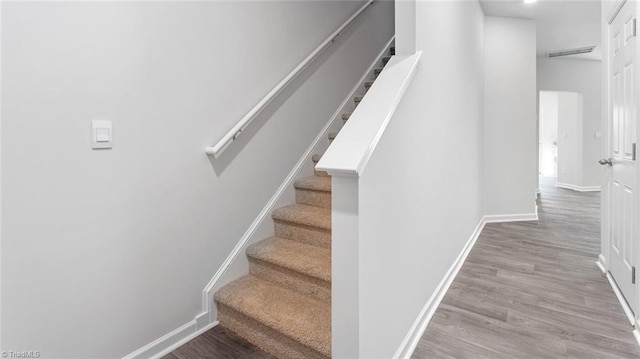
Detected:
left=480, top=0, right=602, bottom=60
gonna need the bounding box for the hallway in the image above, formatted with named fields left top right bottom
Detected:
left=413, top=178, right=640, bottom=358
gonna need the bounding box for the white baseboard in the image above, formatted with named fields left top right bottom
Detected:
left=596, top=254, right=607, bottom=275
left=394, top=212, right=546, bottom=358
left=122, top=320, right=218, bottom=359
left=598, top=256, right=639, bottom=348
left=555, top=182, right=601, bottom=192
left=483, top=212, right=539, bottom=223
left=393, top=217, right=487, bottom=359
left=604, top=271, right=636, bottom=327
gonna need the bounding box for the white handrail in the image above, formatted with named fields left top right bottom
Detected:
left=206, top=0, right=374, bottom=158
left=316, top=52, right=422, bottom=177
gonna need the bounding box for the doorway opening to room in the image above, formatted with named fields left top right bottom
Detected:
left=538, top=90, right=588, bottom=191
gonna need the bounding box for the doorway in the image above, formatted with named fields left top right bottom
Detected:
left=538, top=91, right=584, bottom=189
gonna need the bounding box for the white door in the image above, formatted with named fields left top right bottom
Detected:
left=607, top=0, right=638, bottom=313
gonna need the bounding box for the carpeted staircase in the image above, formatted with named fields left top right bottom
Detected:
left=214, top=47, right=393, bottom=359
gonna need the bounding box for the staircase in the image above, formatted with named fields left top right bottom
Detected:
left=214, top=47, right=394, bottom=359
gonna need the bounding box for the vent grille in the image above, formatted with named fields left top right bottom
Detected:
left=547, top=46, right=596, bottom=58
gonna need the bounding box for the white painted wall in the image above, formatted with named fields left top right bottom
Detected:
left=355, top=1, right=485, bottom=356
left=538, top=58, right=602, bottom=188
left=539, top=91, right=559, bottom=177
left=1, top=1, right=394, bottom=357
left=484, top=16, right=538, bottom=216
left=556, top=92, right=585, bottom=187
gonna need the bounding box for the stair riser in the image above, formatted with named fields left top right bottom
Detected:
left=296, top=188, right=331, bottom=209
left=249, top=258, right=331, bottom=302
left=274, top=221, right=330, bottom=249
left=217, top=304, right=330, bottom=359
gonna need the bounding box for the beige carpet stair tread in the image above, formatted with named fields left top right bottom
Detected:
left=272, top=204, right=331, bottom=230
left=294, top=176, right=331, bottom=193
left=247, top=237, right=331, bottom=282
left=215, top=276, right=331, bottom=357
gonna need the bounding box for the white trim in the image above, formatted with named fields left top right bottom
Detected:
left=393, top=217, right=487, bottom=359
left=122, top=321, right=218, bottom=359
left=597, top=254, right=608, bottom=275
left=555, top=182, right=602, bottom=192
left=195, top=311, right=210, bottom=331
left=199, top=36, right=396, bottom=320
left=316, top=52, right=422, bottom=177
left=609, top=0, right=628, bottom=24
left=633, top=329, right=640, bottom=346
left=604, top=271, right=636, bottom=327
left=483, top=212, right=539, bottom=223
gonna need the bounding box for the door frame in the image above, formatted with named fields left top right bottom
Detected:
left=599, top=0, right=640, bottom=338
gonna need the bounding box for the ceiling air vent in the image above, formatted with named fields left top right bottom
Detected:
left=547, top=46, right=596, bottom=58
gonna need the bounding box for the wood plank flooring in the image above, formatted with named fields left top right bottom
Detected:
left=162, top=325, right=274, bottom=359
left=412, top=177, right=640, bottom=358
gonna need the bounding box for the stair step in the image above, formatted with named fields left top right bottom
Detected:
left=390, top=46, right=396, bottom=55
left=382, top=56, right=391, bottom=64
left=272, top=204, right=331, bottom=248
left=315, top=169, right=330, bottom=177
left=311, top=154, right=321, bottom=163
left=295, top=175, right=331, bottom=192
left=364, top=81, right=374, bottom=89
left=374, top=68, right=383, bottom=75
left=215, top=276, right=330, bottom=359
left=328, top=132, right=338, bottom=142
left=247, top=237, right=331, bottom=301
left=342, top=113, right=351, bottom=121
left=295, top=176, right=331, bottom=208
left=354, top=97, right=363, bottom=105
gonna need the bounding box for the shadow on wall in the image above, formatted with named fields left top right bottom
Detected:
left=208, top=14, right=360, bottom=175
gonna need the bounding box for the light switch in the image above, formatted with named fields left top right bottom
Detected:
left=96, top=128, right=110, bottom=142
left=92, top=120, right=112, bottom=149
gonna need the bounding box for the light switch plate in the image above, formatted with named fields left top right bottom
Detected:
left=92, top=120, right=112, bottom=149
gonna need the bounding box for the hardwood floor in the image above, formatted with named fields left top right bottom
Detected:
left=162, top=326, right=274, bottom=359
left=413, top=177, right=640, bottom=359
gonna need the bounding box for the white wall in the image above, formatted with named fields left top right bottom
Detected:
left=539, top=91, right=559, bottom=177
left=538, top=58, right=602, bottom=188
left=556, top=92, right=584, bottom=187
left=0, top=1, right=394, bottom=357
left=484, top=16, right=538, bottom=216
left=356, top=1, right=485, bottom=356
